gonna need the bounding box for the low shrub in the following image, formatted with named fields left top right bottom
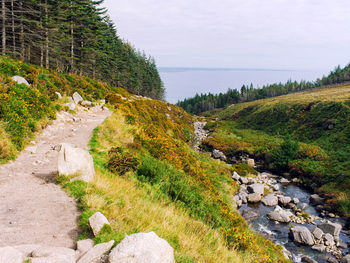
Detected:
left=107, top=147, right=139, bottom=175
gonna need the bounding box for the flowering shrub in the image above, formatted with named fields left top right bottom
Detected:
left=107, top=147, right=139, bottom=175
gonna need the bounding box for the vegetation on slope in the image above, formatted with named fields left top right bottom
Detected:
left=203, top=84, right=350, bottom=215
left=0, top=0, right=164, bottom=99
left=177, top=63, right=350, bottom=114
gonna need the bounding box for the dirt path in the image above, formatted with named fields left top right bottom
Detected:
left=0, top=105, right=112, bottom=248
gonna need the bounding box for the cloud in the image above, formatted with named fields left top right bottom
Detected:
left=103, top=0, right=350, bottom=70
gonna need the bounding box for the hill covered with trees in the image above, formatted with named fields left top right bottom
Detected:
left=0, top=0, right=164, bottom=99
left=177, top=63, right=350, bottom=114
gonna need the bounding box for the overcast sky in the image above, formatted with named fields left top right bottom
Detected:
left=103, top=0, right=350, bottom=70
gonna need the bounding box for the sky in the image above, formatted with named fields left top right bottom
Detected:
left=102, top=0, right=350, bottom=70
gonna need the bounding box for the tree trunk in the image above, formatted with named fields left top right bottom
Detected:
left=70, top=24, right=74, bottom=72
left=19, top=1, right=24, bottom=60
left=11, top=0, right=15, bottom=55
left=1, top=0, right=5, bottom=55
left=45, top=0, right=49, bottom=68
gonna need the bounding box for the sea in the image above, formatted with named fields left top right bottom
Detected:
left=158, top=68, right=329, bottom=104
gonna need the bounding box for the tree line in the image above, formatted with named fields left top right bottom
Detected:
left=177, top=64, right=350, bottom=114
left=0, top=0, right=164, bottom=100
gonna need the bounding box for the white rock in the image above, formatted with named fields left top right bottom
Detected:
left=76, top=239, right=94, bottom=257
left=262, top=194, right=278, bottom=206
left=247, top=158, right=255, bottom=167
left=58, top=143, right=95, bottom=183
left=109, top=232, right=174, bottom=263
left=11, top=75, right=30, bottom=86
left=247, top=193, right=261, bottom=203
left=55, top=92, right=63, bottom=99
left=0, top=246, right=24, bottom=263
left=312, top=244, right=325, bottom=252
left=247, top=183, right=264, bottom=196
left=30, top=255, right=75, bottom=263
left=89, top=212, right=110, bottom=237
left=341, top=255, right=350, bottom=263
left=278, top=196, right=292, bottom=206
left=267, top=206, right=293, bottom=223
left=232, top=171, right=240, bottom=181
left=81, top=101, right=92, bottom=107
left=280, top=178, right=290, bottom=186
left=289, top=226, right=314, bottom=246
left=77, top=240, right=114, bottom=263
left=31, top=246, right=75, bottom=258
left=73, top=92, right=84, bottom=104
left=65, top=102, right=76, bottom=111
left=324, top=233, right=335, bottom=246
left=312, top=227, right=324, bottom=240
left=239, top=177, right=249, bottom=185
left=13, top=244, right=41, bottom=257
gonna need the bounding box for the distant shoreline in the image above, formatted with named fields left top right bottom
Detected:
left=158, top=67, right=297, bottom=73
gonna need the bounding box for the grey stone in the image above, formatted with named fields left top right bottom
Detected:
left=341, top=255, right=350, bottom=263
left=89, top=212, right=110, bottom=237
left=81, top=101, right=92, bottom=107
left=30, top=256, right=74, bottom=263
left=267, top=205, right=293, bottom=223
left=247, top=193, right=261, bottom=203
left=247, top=158, right=255, bottom=167
left=328, top=257, right=339, bottom=263
left=239, top=177, right=249, bottom=185
left=312, top=244, right=326, bottom=252
left=31, top=246, right=75, bottom=258
left=77, top=240, right=114, bottom=263
left=272, top=184, right=280, bottom=191
left=0, top=246, right=24, bottom=263
left=319, top=222, right=342, bottom=237
left=310, top=194, right=325, bottom=205
left=247, top=183, right=264, bottom=196
left=324, top=233, right=335, bottom=246
left=11, top=75, right=30, bottom=86
left=58, top=143, right=95, bottom=183
left=280, top=178, right=290, bottom=186
left=73, top=92, right=84, bottom=104
left=301, top=256, right=317, bottom=263
left=292, top=198, right=300, bottom=204
left=55, top=92, right=63, bottom=99
left=76, top=239, right=94, bottom=259
left=278, top=195, right=292, bottom=206
left=13, top=244, right=41, bottom=257
left=65, top=102, right=76, bottom=111
left=261, top=194, right=278, bottom=206
left=212, top=149, right=226, bottom=161
left=241, top=209, right=261, bottom=221
left=290, top=226, right=314, bottom=246
left=312, top=227, right=324, bottom=240
left=239, top=192, right=248, bottom=204
left=109, top=232, right=174, bottom=263
left=232, top=171, right=240, bottom=181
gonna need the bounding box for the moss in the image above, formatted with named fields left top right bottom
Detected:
left=233, top=163, right=258, bottom=177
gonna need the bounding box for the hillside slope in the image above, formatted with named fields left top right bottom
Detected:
left=203, top=83, right=350, bottom=215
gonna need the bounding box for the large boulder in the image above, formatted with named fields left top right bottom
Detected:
left=73, top=92, right=84, bottom=104
left=239, top=177, right=249, bottom=185
left=310, top=194, right=324, bottom=205
left=76, top=239, right=94, bottom=259
left=289, top=226, right=314, bottom=246
left=318, top=222, right=341, bottom=237
left=109, top=232, right=174, bottom=263
left=241, top=209, right=261, bottom=221
left=267, top=206, right=293, bottom=223
left=58, top=143, right=95, bottom=183
left=88, top=212, right=110, bottom=237
left=262, top=194, right=278, bottom=206
left=11, top=75, right=30, bottom=86
left=278, top=195, right=292, bottom=206
left=232, top=171, right=240, bottom=181
left=77, top=240, right=114, bottom=263
left=247, top=183, right=264, bottom=196
left=341, top=255, right=350, bottom=263
left=301, top=256, right=317, bottom=263
left=312, top=227, right=324, bottom=240
left=0, top=246, right=24, bottom=263
left=65, top=102, right=76, bottom=111
left=324, top=233, right=335, bottom=246
left=247, top=193, right=261, bottom=203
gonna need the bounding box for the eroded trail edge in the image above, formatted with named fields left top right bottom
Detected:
left=0, top=106, right=112, bottom=248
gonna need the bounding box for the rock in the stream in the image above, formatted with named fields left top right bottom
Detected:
left=241, top=209, right=261, bottom=221
left=301, top=255, right=317, bottom=263
left=312, top=227, right=324, bottom=240
left=324, top=233, right=335, bottom=246
left=278, top=195, right=292, bottom=206
left=58, top=143, right=95, bottom=183
left=262, top=194, right=278, bottom=206
left=0, top=246, right=24, bottom=263
left=312, top=244, right=326, bottom=252
left=289, top=226, right=314, bottom=246
left=329, top=257, right=339, bottom=263
left=89, top=212, right=110, bottom=237
left=280, top=178, right=290, bottom=186
left=65, top=102, right=76, bottom=111
left=239, top=177, right=249, bottom=185
left=319, top=222, right=342, bottom=237
left=73, top=92, right=84, bottom=104
left=11, top=75, right=30, bottom=86
left=238, top=192, right=248, bottom=204
left=212, top=149, right=227, bottom=161
left=109, top=232, right=174, bottom=263
left=232, top=171, right=240, bottom=181
left=267, top=206, right=293, bottom=223
left=310, top=194, right=325, bottom=205
left=247, top=158, right=255, bottom=167
left=77, top=240, right=114, bottom=263
left=292, top=197, right=300, bottom=204
left=341, top=255, right=350, bottom=263
left=247, top=183, right=264, bottom=196
left=272, top=184, right=280, bottom=191
left=247, top=193, right=261, bottom=203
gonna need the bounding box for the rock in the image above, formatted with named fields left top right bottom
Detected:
left=247, top=193, right=261, bottom=203
left=76, top=239, right=94, bottom=258
left=73, top=92, right=84, bottom=104
left=77, top=240, right=114, bottom=263
left=301, top=256, right=317, bottom=263
left=289, top=226, right=314, bottom=246
left=58, top=143, right=95, bottom=183
left=241, top=209, right=261, bottom=221
left=247, top=183, right=264, bottom=196
left=31, top=246, right=75, bottom=258
left=0, top=246, right=24, bottom=263
left=247, top=158, right=255, bottom=167
left=55, top=92, right=62, bottom=99
left=319, top=222, right=342, bottom=237
left=324, top=233, right=335, bottom=246
left=261, top=194, right=278, bottom=206
left=89, top=212, right=110, bottom=237
left=280, top=178, right=290, bottom=186
left=338, top=240, right=348, bottom=249
left=312, top=227, right=324, bottom=240
left=312, top=244, right=326, bottom=252
left=327, top=257, right=339, bottom=263
left=310, top=194, right=325, bottom=205
left=341, top=255, right=350, bottom=263
left=267, top=206, right=293, bottom=223
left=292, top=198, right=300, bottom=204
left=81, top=101, right=92, bottom=107
left=278, top=195, right=292, bottom=206
left=232, top=171, right=240, bottom=181
left=30, top=256, right=74, bottom=263
left=239, top=177, right=249, bottom=185
left=212, top=149, right=226, bottom=161
left=13, top=244, right=41, bottom=257
left=109, top=232, right=174, bottom=263
left=272, top=184, right=280, bottom=191
left=65, top=102, right=76, bottom=111
left=329, top=213, right=336, bottom=218
left=239, top=192, right=248, bottom=204
left=11, top=75, right=30, bottom=86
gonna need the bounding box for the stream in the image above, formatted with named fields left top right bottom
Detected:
left=193, top=121, right=350, bottom=263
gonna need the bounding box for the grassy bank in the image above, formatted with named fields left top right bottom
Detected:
left=203, top=84, right=350, bottom=215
